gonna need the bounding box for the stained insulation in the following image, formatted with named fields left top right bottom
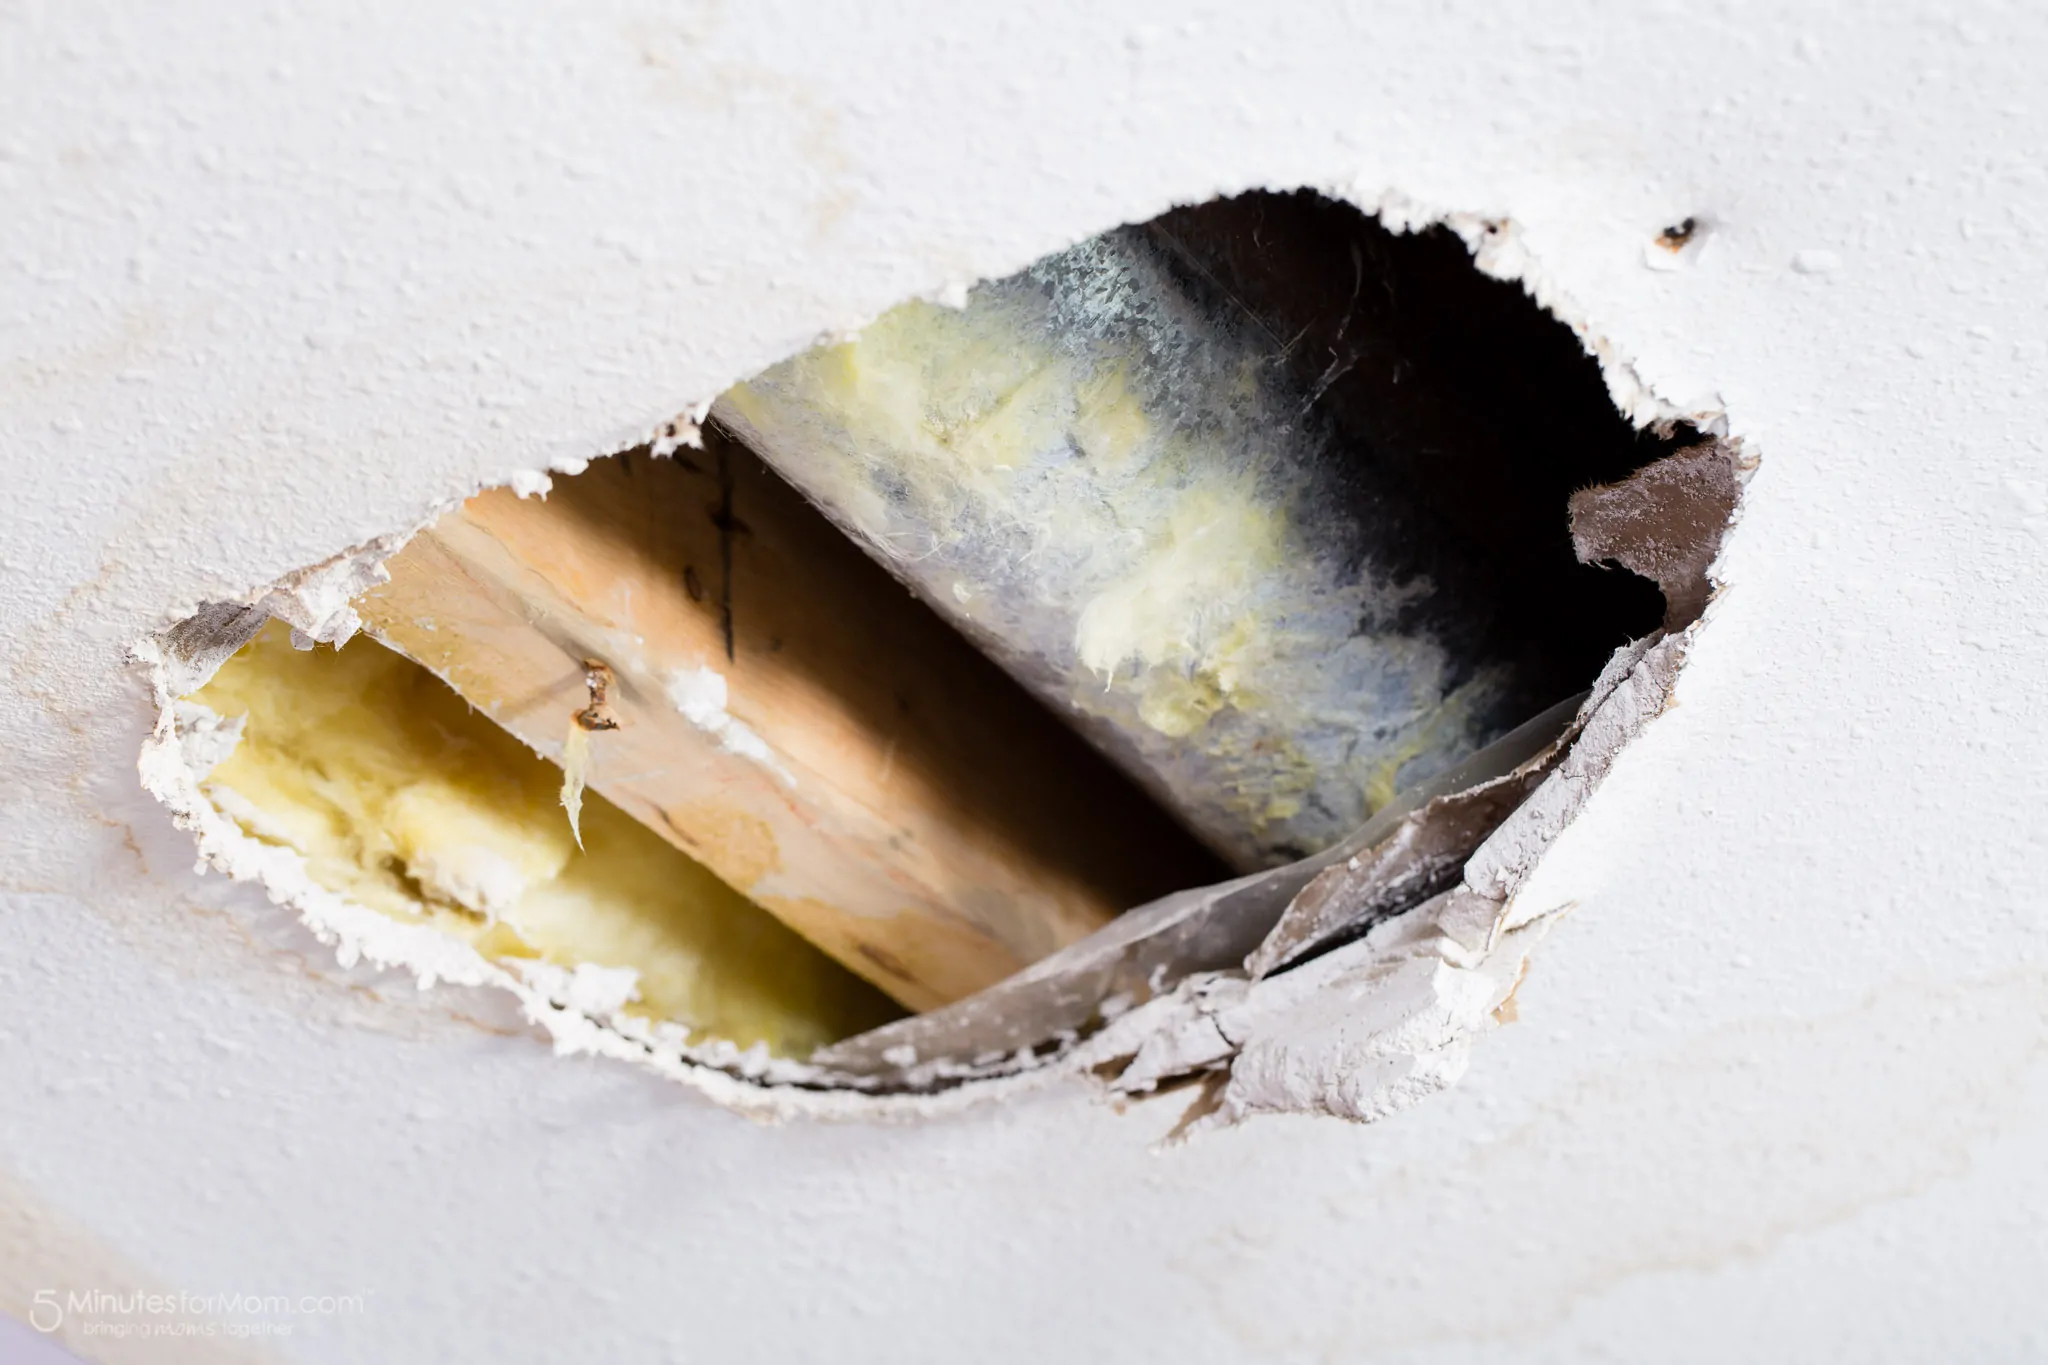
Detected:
left=183, top=621, right=901, bottom=1057
left=714, top=195, right=1672, bottom=872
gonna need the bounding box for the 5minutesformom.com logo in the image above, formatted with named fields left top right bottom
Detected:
left=30, top=1288, right=369, bottom=1340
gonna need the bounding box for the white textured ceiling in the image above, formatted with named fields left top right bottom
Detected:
left=2, top=1, right=2044, bottom=1360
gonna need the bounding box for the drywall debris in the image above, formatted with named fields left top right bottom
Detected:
left=1461, top=636, right=1685, bottom=916
left=1208, top=894, right=1544, bottom=1126
left=650, top=403, right=710, bottom=457
left=1107, top=888, right=1539, bottom=1124
left=1570, top=442, right=1740, bottom=630
left=812, top=864, right=1314, bottom=1078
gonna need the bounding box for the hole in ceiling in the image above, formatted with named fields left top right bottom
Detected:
left=153, top=188, right=1729, bottom=1096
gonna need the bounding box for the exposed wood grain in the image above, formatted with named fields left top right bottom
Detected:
left=357, top=437, right=1218, bottom=1010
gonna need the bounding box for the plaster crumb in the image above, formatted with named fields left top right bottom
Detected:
left=507, top=469, right=554, bottom=499
left=650, top=416, right=704, bottom=456
left=172, top=700, right=245, bottom=778
left=530, top=959, right=642, bottom=1017
left=663, top=665, right=796, bottom=785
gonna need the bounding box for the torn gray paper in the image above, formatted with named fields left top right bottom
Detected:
left=1103, top=631, right=1691, bottom=1131
left=1570, top=440, right=1740, bottom=631
left=813, top=694, right=1585, bottom=1080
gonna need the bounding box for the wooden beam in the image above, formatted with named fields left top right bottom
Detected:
left=357, top=436, right=1215, bottom=1011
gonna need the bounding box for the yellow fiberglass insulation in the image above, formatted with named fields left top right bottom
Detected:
left=186, top=621, right=901, bottom=1058
left=714, top=227, right=1520, bottom=873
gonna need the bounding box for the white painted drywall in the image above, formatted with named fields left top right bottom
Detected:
left=3, top=2, right=2045, bottom=1360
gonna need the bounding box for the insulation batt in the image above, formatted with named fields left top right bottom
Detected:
left=718, top=221, right=1562, bottom=871
left=182, top=621, right=899, bottom=1057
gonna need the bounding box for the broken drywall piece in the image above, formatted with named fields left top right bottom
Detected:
left=1213, top=901, right=1549, bottom=1127
left=151, top=601, right=271, bottom=701
left=1461, top=634, right=1688, bottom=918
left=1242, top=693, right=1597, bottom=979
left=813, top=697, right=1582, bottom=1079
left=1100, top=885, right=1533, bottom=1115
left=1100, top=627, right=1691, bottom=1133
left=252, top=531, right=411, bottom=648
left=649, top=403, right=710, bottom=457
left=1571, top=441, right=1741, bottom=631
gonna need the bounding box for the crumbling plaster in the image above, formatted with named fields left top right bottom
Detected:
left=2, top=1, right=2045, bottom=1361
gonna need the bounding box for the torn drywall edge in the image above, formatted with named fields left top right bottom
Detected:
left=1097, top=629, right=1694, bottom=1137
left=132, top=608, right=1700, bottom=1133
left=1238, top=686, right=1610, bottom=980
left=834, top=461, right=1738, bottom=1081
left=812, top=692, right=1593, bottom=1081
left=136, top=633, right=876, bottom=1107
left=141, top=611, right=1178, bottom=1120
left=1210, top=638, right=1695, bottom=1130
left=134, top=671, right=1182, bottom=1122
left=253, top=532, right=412, bottom=649
left=1360, top=183, right=1729, bottom=437
left=1570, top=442, right=1744, bottom=632
left=127, top=185, right=1743, bottom=1130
